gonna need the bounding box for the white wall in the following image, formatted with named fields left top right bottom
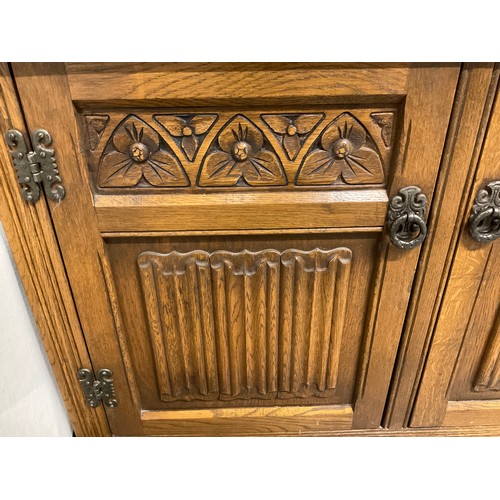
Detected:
left=0, top=222, right=72, bottom=436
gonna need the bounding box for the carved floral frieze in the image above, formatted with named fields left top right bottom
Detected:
left=90, top=110, right=391, bottom=190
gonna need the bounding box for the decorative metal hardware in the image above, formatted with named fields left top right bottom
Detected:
left=4, top=128, right=65, bottom=204
left=387, top=186, right=428, bottom=250
left=469, top=180, right=500, bottom=243
left=77, top=368, right=118, bottom=408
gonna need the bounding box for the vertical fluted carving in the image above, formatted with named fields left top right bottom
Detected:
left=210, top=251, right=280, bottom=399
left=138, top=247, right=351, bottom=402
left=278, top=249, right=352, bottom=398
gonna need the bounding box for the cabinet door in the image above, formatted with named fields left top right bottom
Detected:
left=411, top=80, right=500, bottom=430
left=10, top=63, right=458, bottom=435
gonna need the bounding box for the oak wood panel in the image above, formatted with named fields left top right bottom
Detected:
left=448, top=243, right=500, bottom=398
left=7, top=62, right=462, bottom=435
left=474, top=310, right=500, bottom=391
left=441, top=400, right=500, bottom=427
left=138, top=248, right=351, bottom=402
left=352, top=64, right=461, bottom=428
left=141, top=404, right=353, bottom=436
left=142, top=404, right=500, bottom=436
left=82, top=107, right=395, bottom=192
left=384, top=64, right=499, bottom=428
left=95, top=190, right=388, bottom=233
left=410, top=69, right=500, bottom=427
left=100, top=227, right=383, bottom=239
left=0, top=64, right=110, bottom=436
left=308, top=425, right=500, bottom=436
left=106, top=234, right=376, bottom=412
left=12, top=62, right=143, bottom=435
left=66, top=63, right=410, bottom=107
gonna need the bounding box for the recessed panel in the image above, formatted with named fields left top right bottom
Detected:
left=106, top=233, right=378, bottom=411
left=138, top=248, right=351, bottom=403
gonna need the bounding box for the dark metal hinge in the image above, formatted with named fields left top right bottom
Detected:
left=77, top=368, right=118, bottom=409
left=4, top=129, right=65, bottom=204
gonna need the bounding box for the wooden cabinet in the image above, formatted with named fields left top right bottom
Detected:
left=409, top=72, right=500, bottom=430
left=0, top=63, right=498, bottom=436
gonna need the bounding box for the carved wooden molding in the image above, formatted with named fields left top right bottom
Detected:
left=197, top=115, right=287, bottom=187
left=261, top=114, right=324, bottom=160
left=87, top=110, right=392, bottom=191
left=370, top=112, right=395, bottom=148
left=154, top=114, right=218, bottom=162
left=85, top=114, right=110, bottom=151
left=296, top=112, right=385, bottom=186
left=138, top=247, right=352, bottom=403
left=97, top=114, right=189, bottom=188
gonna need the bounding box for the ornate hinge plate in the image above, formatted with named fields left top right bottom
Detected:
left=77, top=368, right=118, bottom=408
left=4, top=129, right=65, bottom=204
left=387, top=186, right=428, bottom=250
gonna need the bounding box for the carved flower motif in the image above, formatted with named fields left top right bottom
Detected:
left=296, top=113, right=384, bottom=185
left=98, top=116, right=188, bottom=188
left=154, top=115, right=217, bottom=161
left=262, top=114, right=323, bottom=160
left=198, top=115, right=286, bottom=187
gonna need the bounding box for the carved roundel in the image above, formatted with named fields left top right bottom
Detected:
left=296, top=112, right=385, bottom=186
left=97, top=115, right=189, bottom=188
left=197, top=115, right=287, bottom=187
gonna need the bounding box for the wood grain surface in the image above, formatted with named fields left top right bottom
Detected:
left=0, top=63, right=110, bottom=436
left=66, top=63, right=410, bottom=107
left=94, top=190, right=389, bottom=233
left=384, top=63, right=499, bottom=428
left=4, top=62, right=471, bottom=436
left=352, top=64, right=460, bottom=428
left=410, top=65, right=500, bottom=428
left=12, top=62, right=143, bottom=435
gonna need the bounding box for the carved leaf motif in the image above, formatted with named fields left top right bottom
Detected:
left=198, top=115, right=287, bottom=187
left=154, top=114, right=218, bottom=161
left=98, top=115, right=189, bottom=188
left=261, top=113, right=323, bottom=161
left=283, top=133, right=300, bottom=160
left=296, top=113, right=385, bottom=185
left=85, top=115, right=109, bottom=151
left=181, top=134, right=198, bottom=161
left=371, top=111, right=395, bottom=148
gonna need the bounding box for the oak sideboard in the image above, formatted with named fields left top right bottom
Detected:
left=0, top=63, right=498, bottom=436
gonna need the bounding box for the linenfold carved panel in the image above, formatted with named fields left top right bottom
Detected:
left=138, top=248, right=352, bottom=402
left=83, top=108, right=395, bottom=192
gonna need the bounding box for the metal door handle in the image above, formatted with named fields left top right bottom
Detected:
left=469, top=181, right=500, bottom=243
left=387, top=186, right=428, bottom=250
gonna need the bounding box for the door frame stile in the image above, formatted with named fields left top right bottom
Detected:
left=0, top=63, right=110, bottom=436
left=384, top=63, right=499, bottom=429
